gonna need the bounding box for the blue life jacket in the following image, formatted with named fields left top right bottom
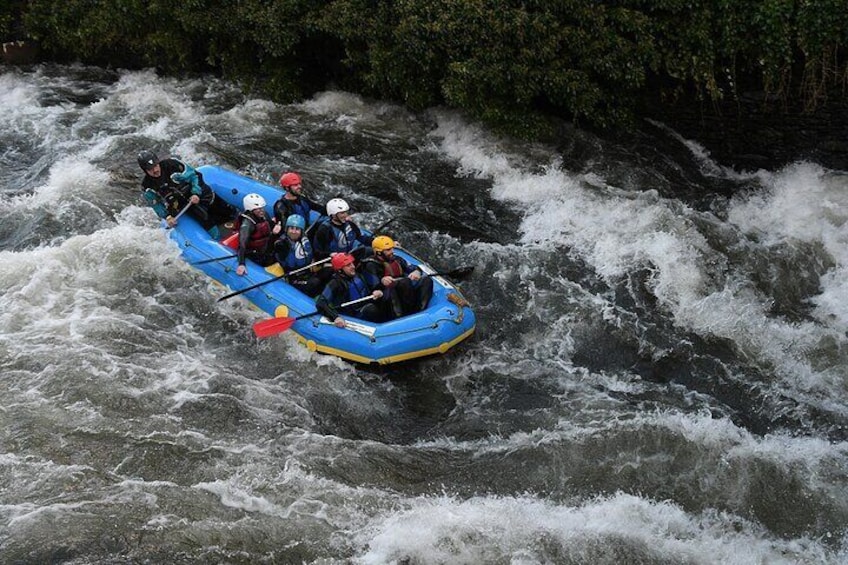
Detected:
left=345, top=274, right=371, bottom=302
left=291, top=200, right=313, bottom=223
left=317, top=217, right=363, bottom=254
left=280, top=238, right=313, bottom=272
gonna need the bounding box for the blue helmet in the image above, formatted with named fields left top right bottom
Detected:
left=285, top=214, right=306, bottom=230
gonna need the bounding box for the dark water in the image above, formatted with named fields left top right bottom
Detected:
left=0, top=64, right=846, bottom=564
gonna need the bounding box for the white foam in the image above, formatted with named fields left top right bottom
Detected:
left=414, top=408, right=847, bottom=479
left=109, top=69, right=204, bottom=134
left=430, top=111, right=520, bottom=180
left=299, top=90, right=416, bottom=138
left=301, top=90, right=368, bottom=116
left=429, top=113, right=848, bottom=413
left=0, top=70, right=69, bottom=146
left=728, top=162, right=848, bottom=329
left=0, top=218, right=239, bottom=412
left=3, top=156, right=112, bottom=210
left=813, top=269, right=848, bottom=330
left=729, top=164, right=845, bottom=251
left=220, top=98, right=279, bottom=133
left=194, top=480, right=284, bottom=516
left=354, top=492, right=835, bottom=564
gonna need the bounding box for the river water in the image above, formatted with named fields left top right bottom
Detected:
left=1, top=64, right=846, bottom=564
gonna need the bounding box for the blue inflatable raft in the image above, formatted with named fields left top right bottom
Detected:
left=166, top=166, right=476, bottom=365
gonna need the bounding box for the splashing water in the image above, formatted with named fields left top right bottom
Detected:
left=1, top=64, right=846, bottom=563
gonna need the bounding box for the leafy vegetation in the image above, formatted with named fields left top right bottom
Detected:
left=3, top=0, right=846, bottom=135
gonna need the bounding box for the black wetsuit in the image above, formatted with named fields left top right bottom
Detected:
left=361, top=254, right=434, bottom=317
left=141, top=159, right=235, bottom=231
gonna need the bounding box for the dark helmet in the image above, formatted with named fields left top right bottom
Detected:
left=137, top=150, right=158, bottom=171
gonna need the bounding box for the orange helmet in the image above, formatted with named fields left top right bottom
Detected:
left=279, top=172, right=302, bottom=188
left=331, top=253, right=355, bottom=271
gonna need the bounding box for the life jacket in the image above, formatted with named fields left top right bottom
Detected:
left=337, top=273, right=371, bottom=303
left=279, top=237, right=313, bottom=272
left=362, top=255, right=403, bottom=278
left=346, top=274, right=371, bottom=302
left=275, top=197, right=313, bottom=225
left=317, top=217, right=362, bottom=254
left=382, top=259, right=404, bottom=278
left=236, top=212, right=272, bottom=252
left=143, top=174, right=189, bottom=215
left=146, top=186, right=184, bottom=215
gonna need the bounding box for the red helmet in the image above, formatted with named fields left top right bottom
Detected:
left=331, top=253, right=355, bottom=271
left=279, top=172, right=302, bottom=188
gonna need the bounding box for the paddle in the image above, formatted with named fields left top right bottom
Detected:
left=191, top=254, right=237, bottom=266
left=390, top=266, right=475, bottom=282
left=372, top=216, right=396, bottom=234
left=304, top=219, right=321, bottom=239
left=163, top=202, right=192, bottom=229
left=173, top=201, right=193, bottom=221
left=217, top=257, right=332, bottom=302
left=429, top=266, right=474, bottom=280
left=253, top=295, right=376, bottom=338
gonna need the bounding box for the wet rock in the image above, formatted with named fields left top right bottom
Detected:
left=2, top=40, right=39, bottom=64
left=641, top=88, right=848, bottom=171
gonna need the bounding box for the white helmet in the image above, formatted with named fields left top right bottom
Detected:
left=243, top=193, right=266, bottom=211
left=326, top=198, right=350, bottom=217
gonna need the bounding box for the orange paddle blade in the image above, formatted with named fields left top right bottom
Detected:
left=253, top=316, right=297, bottom=338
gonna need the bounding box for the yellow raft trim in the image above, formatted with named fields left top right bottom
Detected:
left=291, top=325, right=476, bottom=365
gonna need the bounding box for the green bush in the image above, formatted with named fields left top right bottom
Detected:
left=2, top=0, right=846, bottom=135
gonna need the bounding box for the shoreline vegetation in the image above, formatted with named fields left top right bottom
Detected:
left=3, top=1, right=847, bottom=171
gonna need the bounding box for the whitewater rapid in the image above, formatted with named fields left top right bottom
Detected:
left=0, top=64, right=846, bottom=563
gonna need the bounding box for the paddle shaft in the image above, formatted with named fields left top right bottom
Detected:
left=217, top=257, right=332, bottom=302
left=192, top=254, right=237, bottom=266
left=373, top=216, right=396, bottom=234
left=391, top=266, right=474, bottom=281
left=173, top=201, right=192, bottom=221
left=293, top=295, right=375, bottom=322
left=287, top=256, right=332, bottom=277
left=164, top=202, right=192, bottom=230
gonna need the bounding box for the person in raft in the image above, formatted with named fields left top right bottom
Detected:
left=273, top=214, right=323, bottom=297
left=235, top=193, right=275, bottom=276
left=137, top=150, right=235, bottom=237
left=311, top=198, right=373, bottom=262
left=315, top=253, right=384, bottom=327
left=271, top=172, right=325, bottom=235
left=361, top=235, right=434, bottom=319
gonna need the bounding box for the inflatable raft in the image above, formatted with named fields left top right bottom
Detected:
left=166, top=166, right=476, bottom=365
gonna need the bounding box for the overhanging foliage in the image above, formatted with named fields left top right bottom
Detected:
left=3, top=0, right=846, bottom=135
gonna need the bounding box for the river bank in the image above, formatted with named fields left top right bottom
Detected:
left=641, top=89, right=848, bottom=172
